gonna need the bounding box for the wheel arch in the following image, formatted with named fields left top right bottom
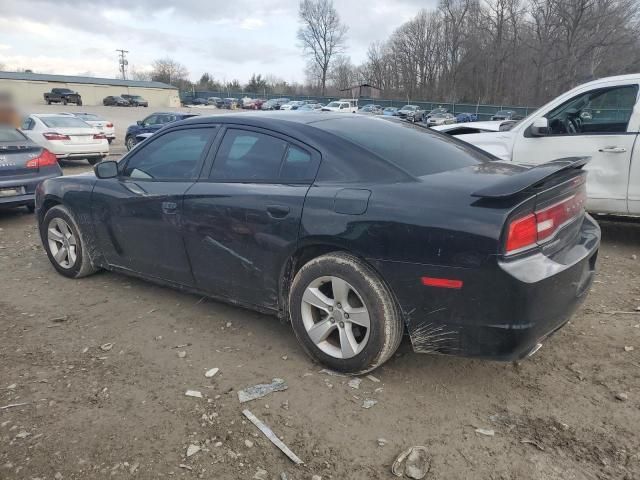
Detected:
left=278, top=240, right=405, bottom=329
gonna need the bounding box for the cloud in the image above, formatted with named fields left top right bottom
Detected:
left=239, top=18, right=265, bottom=30
left=1, top=0, right=432, bottom=82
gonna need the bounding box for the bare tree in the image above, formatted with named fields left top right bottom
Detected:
left=150, top=58, right=189, bottom=86
left=297, top=0, right=348, bottom=95
left=329, top=55, right=357, bottom=91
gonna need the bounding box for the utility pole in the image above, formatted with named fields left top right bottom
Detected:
left=116, top=49, right=129, bottom=80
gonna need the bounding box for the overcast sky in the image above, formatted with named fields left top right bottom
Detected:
left=0, top=0, right=437, bottom=84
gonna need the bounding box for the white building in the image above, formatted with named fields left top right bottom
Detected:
left=0, top=71, right=180, bottom=107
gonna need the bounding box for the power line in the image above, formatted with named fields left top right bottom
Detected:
left=116, top=49, right=129, bottom=80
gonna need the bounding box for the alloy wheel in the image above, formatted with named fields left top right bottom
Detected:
left=47, top=218, right=77, bottom=269
left=301, top=276, right=370, bottom=359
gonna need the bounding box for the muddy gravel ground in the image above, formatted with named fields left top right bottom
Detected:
left=1, top=187, right=639, bottom=479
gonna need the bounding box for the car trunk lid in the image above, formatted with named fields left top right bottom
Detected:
left=0, top=142, right=43, bottom=176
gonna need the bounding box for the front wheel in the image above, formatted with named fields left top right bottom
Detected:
left=125, top=136, right=137, bottom=151
left=62, top=99, right=68, bottom=105
left=41, top=205, right=98, bottom=279
left=289, top=252, right=403, bottom=374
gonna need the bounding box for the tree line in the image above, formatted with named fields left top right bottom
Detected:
left=137, top=0, right=640, bottom=107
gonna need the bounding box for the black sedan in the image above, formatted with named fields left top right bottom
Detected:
left=0, top=126, right=62, bottom=212
left=103, top=96, right=130, bottom=107
left=35, top=113, right=599, bottom=374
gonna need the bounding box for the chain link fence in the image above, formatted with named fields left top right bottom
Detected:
left=181, top=90, right=535, bottom=121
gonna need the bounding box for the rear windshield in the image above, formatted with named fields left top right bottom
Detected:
left=76, top=114, right=102, bottom=121
left=314, top=116, right=489, bottom=176
left=0, top=127, right=27, bottom=142
left=41, top=117, right=90, bottom=128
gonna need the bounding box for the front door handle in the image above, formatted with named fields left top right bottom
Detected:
left=599, top=146, right=627, bottom=153
left=266, top=205, right=290, bottom=219
left=162, top=201, right=178, bottom=214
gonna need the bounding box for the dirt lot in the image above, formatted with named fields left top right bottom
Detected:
left=1, top=172, right=639, bottom=478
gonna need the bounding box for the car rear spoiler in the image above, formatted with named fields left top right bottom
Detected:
left=471, top=157, right=589, bottom=199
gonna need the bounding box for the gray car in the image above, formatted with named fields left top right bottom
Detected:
left=0, top=126, right=62, bottom=212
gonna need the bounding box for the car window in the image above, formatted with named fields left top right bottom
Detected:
left=21, top=117, right=35, bottom=130
left=546, top=85, right=638, bottom=134
left=122, top=128, right=214, bottom=180
left=143, top=115, right=158, bottom=126
left=0, top=127, right=28, bottom=141
left=280, top=145, right=319, bottom=182
left=210, top=129, right=288, bottom=182
left=315, top=116, right=489, bottom=177
left=41, top=116, right=90, bottom=128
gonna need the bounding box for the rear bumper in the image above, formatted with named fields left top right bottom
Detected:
left=371, top=214, right=600, bottom=361
left=0, top=170, right=62, bottom=208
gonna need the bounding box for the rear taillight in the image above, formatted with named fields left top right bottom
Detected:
left=26, top=149, right=58, bottom=169
left=505, top=186, right=587, bottom=255
left=93, top=133, right=107, bottom=140
left=106, top=123, right=113, bottom=128
left=43, top=132, right=70, bottom=141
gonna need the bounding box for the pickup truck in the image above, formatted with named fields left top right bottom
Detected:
left=458, top=74, right=640, bottom=216
left=44, top=88, right=82, bottom=106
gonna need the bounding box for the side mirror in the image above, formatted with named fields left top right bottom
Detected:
left=137, top=120, right=143, bottom=126
left=94, top=160, right=118, bottom=179
left=530, top=117, right=549, bottom=137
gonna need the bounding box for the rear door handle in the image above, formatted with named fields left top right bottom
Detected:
left=266, top=205, right=290, bottom=219
left=598, top=146, right=626, bottom=153
left=162, top=201, right=178, bottom=214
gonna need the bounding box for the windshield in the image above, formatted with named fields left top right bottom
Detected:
left=0, top=127, right=27, bottom=142
left=401, top=105, right=416, bottom=111
left=432, top=113, right=446, bottom=118
left=314, top=116, right=488, bottom=177
left=41, top=116, right=91, bottom=128
left=326, top=102, right=340, bottom=108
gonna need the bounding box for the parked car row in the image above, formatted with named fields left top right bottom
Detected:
left=103, top=95, right=149, bottom=107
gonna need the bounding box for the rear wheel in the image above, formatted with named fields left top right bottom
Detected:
left=289, top=252, right=403, bottom=374
left=77, top=99, right=82, bottom=106
left=88, top=157, right=101, bottom=165
left=42, top=205, right=98, bottom=279
left=26, top=204, right=35, bottom=214
left=62, top=98, right=68, bottom=105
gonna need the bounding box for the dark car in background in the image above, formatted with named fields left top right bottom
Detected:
left=44, top=88, right=82, bottom=106
left=0, top=126, right=62, bottom=212
left=103, top=96, right=130, bottom=107
left=124, top=112, right=199, bottom=150
left=223, top=98, right=239, bottom=109
left=455, top=112, right=479, bottom=123
left=425, top=107, right=449, bottom=120
left=396, top=105, right=425, bottom=122
left=359, top=104, right=383, bottom=114
left=36, top=113, right=599, bottom=374
left=261, top=98, right=290, bottom=110
left=491, top=110, right=524, bottom=121
left=121, top=94, right=148, bottom=107
left=208, top=97, right=223, bottom=107
left=189, top=98, right=208, bottom=106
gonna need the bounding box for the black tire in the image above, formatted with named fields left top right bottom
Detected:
left=46, top=100, right=51, bottom=105
left=289, top=252, right=403, bottom=374
left=26, top=204, right=35, bottom=214
left=41, top=205, right=98, bottom=279
left=77, top=99, right=82, bottom=106
left=88, top=157, right=101, bottom=165
left=62, top=98, right=68, bottom=105
left=125, top=136, right=137, bottom=151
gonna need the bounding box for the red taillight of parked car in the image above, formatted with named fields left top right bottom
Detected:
left=93, top=133, right=107, bottom=140
left=43, top=132, right=70, bottom=141
left=505, top=186, right=587, bottom=255
left=26, top=149, right=58, bottom=169
left=106, top=123, right=113, bottom=128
